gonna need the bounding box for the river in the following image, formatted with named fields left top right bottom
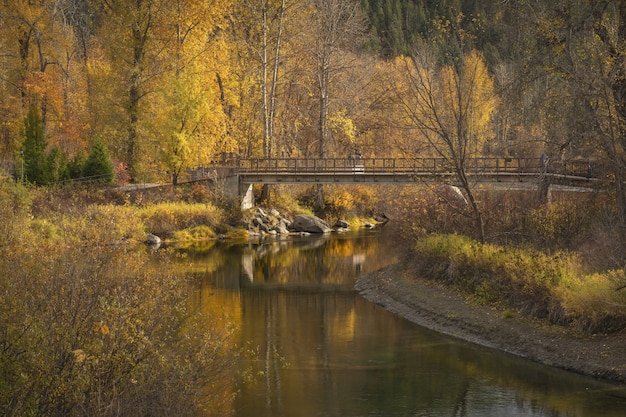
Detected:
left=184, top=228, right=626, bottom=417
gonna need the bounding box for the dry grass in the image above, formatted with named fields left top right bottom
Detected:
left=413, top=234, right=626, bottom=334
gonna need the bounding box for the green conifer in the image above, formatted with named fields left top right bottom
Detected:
left=82, top=138, right=114, bottom=184
left=21, top=106, right=49, bottom=185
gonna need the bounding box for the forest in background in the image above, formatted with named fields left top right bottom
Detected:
left=2, top=0, right=626, bottom=222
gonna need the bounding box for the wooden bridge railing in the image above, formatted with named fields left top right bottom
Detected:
left=234, top=157, right=594, bottom=177
left=188, top=157, right=597, bottom=182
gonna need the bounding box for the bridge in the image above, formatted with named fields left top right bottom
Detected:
left=188, top=157, right=599, bottom=208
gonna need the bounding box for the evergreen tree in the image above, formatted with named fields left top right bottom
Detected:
left=22, top=106, right=49, bottom=185
left=47, top=146, right=69, bottom=184
left=82, top=139, right=114, bottom=184
left=67, top=151, right=86, bottom=179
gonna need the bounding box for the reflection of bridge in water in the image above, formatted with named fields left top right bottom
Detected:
left=188, top=157, right=600, bottom=208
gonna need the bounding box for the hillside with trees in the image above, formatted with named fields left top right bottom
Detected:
left=1, top=1, right=625, bottom=232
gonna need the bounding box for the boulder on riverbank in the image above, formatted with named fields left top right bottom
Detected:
left=333, top=219, right=350, bottom=229
left=145, top=233, right=162, bottom=249
left=291, top=214, right=331, bottom=234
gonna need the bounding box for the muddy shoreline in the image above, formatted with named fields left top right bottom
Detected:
left=356, top=263, right=626, bottom=384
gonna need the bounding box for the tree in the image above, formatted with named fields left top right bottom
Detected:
left=394, top=48, right=497, bottom=242
left=67, top=150, right=86, bottom=179
left=309, top=0, right=368, bottom=158
left=82, top=138, right=114, bottom=184
left=0, top=0, right=88, bottom=166
left=230, top=0, right=290, bottom=200
left=91, top=0, right=236, bottom=184
left=532, top=1, right=626, bottom=226
left=241, top=0, right=288, bottom=159
left=46, top=145, right=69, bottom=183
left=22, top=106, right=49, bottom=185
left=90, top=0, right=170, bottom=182
left=157, top=0, right=235, bottom=185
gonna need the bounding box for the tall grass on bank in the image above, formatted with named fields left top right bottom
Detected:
left=413, top=234, right=626, bottom=334
left=33, top=200, right=228, bottom=245
left=136, top=202, right=225, bottom=239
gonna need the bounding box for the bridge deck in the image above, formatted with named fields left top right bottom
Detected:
left=189, top=157, right=598, bottom=186
left=240, top=157, right=596, bottom=186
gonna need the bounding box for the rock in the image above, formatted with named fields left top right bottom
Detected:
left=256, top=208, right=270, bottom=222
left=373, top=213, right=389, bottom=224
left=145, top=233, right=161, bottom=249
left=273, top=222, right=290, bottom=235
left=145, top=233, right=161, bottom=245
left=334, top=219, right=350, bottom=229
left=291, top=214, right=331, bottom=234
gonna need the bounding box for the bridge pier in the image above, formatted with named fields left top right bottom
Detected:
left=537, top=175, right=552, bottom=204
left=240, top=182, right=254, bottom=210
left=222, top=174, right=255, bottom=210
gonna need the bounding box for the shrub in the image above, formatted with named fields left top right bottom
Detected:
left=0, top=190, right=242, bottom=415
left=82, top=138, right=114, bottom=184
left=272, top=184, right=314, bottom=216
left=187, top=183, right=212, bottom=203
left=558, top=269, right=626, bottom=333
left=525, top=201, right=593, bottom=247
left=0, top=244, right=240, bottom=416
left=172, top=225, right=217, bottom=242
left=414, top=234, right=575, bottom=323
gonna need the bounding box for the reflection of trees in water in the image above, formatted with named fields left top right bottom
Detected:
left=241, top=232, right=394, bottom=287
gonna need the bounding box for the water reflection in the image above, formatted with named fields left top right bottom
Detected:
left=186, top=230, right=626, bottom=417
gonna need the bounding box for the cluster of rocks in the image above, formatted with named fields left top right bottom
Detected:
left=246, top=207, right=353, bottom=236
left=145, top=207, right=389, bottom=246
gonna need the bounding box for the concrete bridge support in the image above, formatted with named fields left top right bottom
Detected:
left=222, top=174, right=255, bottom=210
left=537, top=175, right=552, bottom=204
left=241, top=182, right=254, bottom=210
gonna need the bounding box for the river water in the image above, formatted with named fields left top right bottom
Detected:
left=185, top=228, right=626, bottom=417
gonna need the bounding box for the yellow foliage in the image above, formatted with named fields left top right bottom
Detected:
left=389, top=49, right=497, bottom=160
left=557, top=269, right=626, bottom=333
left=411, top=234, right=626, bottom=333
left=0, top=191, right=241, bottom=415
left=137, top=202, right=224, bottom=237
left=327, top=109, right=357, bottom=143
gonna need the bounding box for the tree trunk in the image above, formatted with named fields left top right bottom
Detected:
left=260, top=184, right=270, bottom=204
left=459, top=170, right=485, bottom=243
left=614, top=164, right=626, bottom=226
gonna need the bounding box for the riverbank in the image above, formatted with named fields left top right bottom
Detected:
left=356, top=262, right=626, bottom=384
